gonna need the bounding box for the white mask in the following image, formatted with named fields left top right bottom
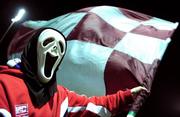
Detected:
left=37, top=29, right=66, bottom=83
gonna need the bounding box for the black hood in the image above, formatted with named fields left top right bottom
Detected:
left=20, top=28, right=64, bottom=107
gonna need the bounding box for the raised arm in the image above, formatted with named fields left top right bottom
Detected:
left=63, top=86, right=147, bottom=117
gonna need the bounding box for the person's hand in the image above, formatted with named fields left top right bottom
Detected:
left=127, top=86, right=148, bottom=117
left=130, top=86, right=148, bottom=96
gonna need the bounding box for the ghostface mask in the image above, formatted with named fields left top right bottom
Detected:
left=37, top=29, right=66, bottom=83
left=21, top=28, right=66, bottom=107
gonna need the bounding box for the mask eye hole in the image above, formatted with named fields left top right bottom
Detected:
left=43, top=37, right=54, bottom=46
left=59, top=42, right=64, bottom=53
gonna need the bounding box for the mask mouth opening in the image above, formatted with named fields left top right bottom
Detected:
left=45, top=52, right=58, bottom=77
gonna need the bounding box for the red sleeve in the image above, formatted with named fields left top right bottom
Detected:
left=0, top=80, right=12, bottom=116
left=65, top=87, right=134, bottom=116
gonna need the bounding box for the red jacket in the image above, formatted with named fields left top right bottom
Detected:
left=0, top=66, right=133, bottom=117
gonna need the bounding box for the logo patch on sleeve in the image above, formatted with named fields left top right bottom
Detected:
left=15, top=104, right=28, bottom=117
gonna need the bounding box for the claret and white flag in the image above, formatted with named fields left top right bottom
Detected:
left=7, top=5, right=178, bottom=115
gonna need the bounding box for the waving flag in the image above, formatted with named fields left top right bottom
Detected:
left=7, top=6, right=178, bottom=116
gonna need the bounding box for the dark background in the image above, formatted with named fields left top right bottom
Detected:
left=0, top=0, right=180, bottom=117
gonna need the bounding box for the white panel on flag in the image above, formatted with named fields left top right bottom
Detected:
left=57, top=40, right=114, bottom=96
left=114, top=33, right=171, bottom=64
left=90, top=6, right=141, bottom=32
left=142, top=17, right=179, bottom=30
left=24, top=13, right=87, bottom=37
